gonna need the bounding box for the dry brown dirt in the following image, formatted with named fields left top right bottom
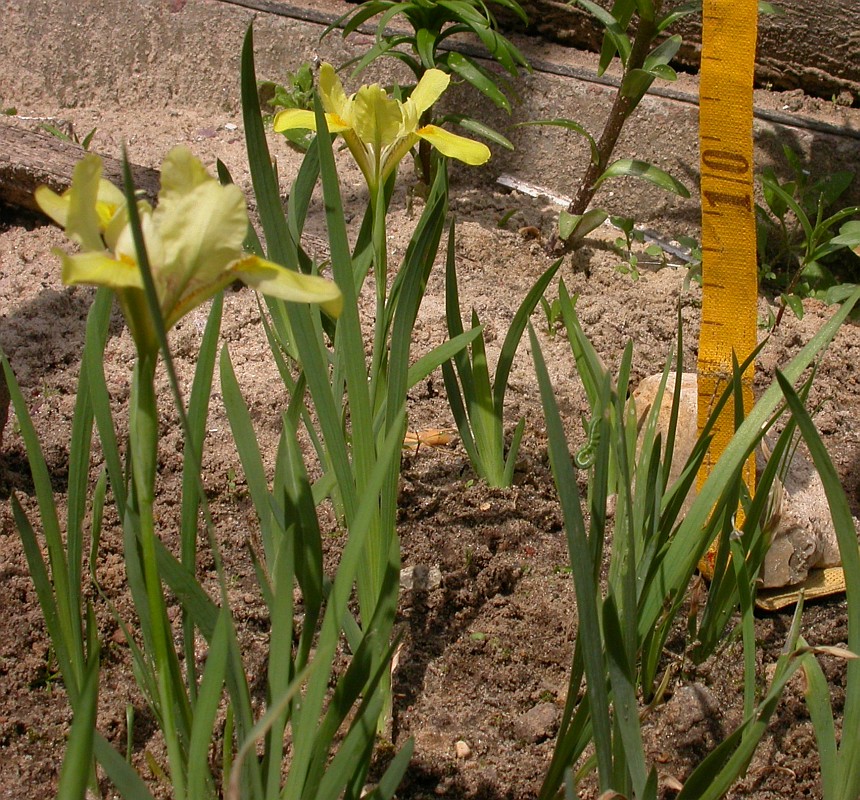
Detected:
left=2, top=2, right=860, bottom=798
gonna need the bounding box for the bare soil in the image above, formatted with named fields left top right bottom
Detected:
left=2, top=2, right=860, bottom=798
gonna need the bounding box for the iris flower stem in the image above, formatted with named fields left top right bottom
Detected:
left=369, top=182, right=390, bottom=419
left=130, top=353, right=188, bottom=800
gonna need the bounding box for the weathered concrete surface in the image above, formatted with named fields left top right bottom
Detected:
left=506, top=0, right=860, bottom=102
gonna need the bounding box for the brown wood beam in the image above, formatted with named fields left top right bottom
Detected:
left=0, top=122, right=160, bottom=216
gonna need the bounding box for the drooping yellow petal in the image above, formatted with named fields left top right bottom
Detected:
left=58, top=249, right=143, bottom=290
left=352, top=84, right=403, bottom=150
left=35, top=185, right=71, bottom=228
left=416, top=125, right=491, bottom=165
left=36, top=174, right=127, bottom=246
left=409, top=69, right=450, bottom=118
left=232, top=255, right=343, bottom=318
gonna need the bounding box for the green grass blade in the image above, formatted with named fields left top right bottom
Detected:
left=66, top=298, right=107, bottom=654
left=187, top=610, right=231, bottom=799
left=493, top=259, right=561, bottom=413
left=777, top=369, right=860, bottom=797
left=678, top=600, right=807, bottom=800
left=304, top=633, right=396, bottom=799
left=10, top=495, right=76, bottom=701
left=639, top=285, right=860, bottom=638
left=93, top=734, right=156, bottom=800
left=279, top=422, right=323, bottom=662
left=57, top=638, right=100, bottom=800
left=441, top=359, right=482, bottom=469
left=799, top=640, right=838, bottom=799
left=219, top=345, right=275, bottom=559
left=181, top=293, right=223, bottom=701
left=464, top=307, right=503, bottom=482
left=241, top=26, right=296, bottom=269
left=603, top=596, right=648, bottom=796
left=2, top=354, right=82, bottom=700
left=284, top=413, right=405, bottom=798
left=407, top=327, right=482, bottom=389
left=368, top=738, right=415, bottom=800
left=444, top=221, right=476, bottom=398
left=729, top=538, right=758, bottom=720
left=529, top=324, right=614, bottom=790
left=502, top=417, right=526, bottom=486
left=558, top=280, right=603, bottom=409
left=84, top=289, right=127, bottom=516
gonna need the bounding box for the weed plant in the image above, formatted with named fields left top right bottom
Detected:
left=757, top=146, right=860, bottom=322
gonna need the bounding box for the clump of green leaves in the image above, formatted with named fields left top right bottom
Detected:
left=258, top=62, right=316, bottom=151
left=326, top=0, right=531, bottom=168
left=532, top=280, right=860, bottom=799
left=442, top=223, right=559, bottom=487
left=610, top=214, right=670, bottom=280
left=756, top=145, right=860, bottom=321
left=538, top=292, right=563, bottom=335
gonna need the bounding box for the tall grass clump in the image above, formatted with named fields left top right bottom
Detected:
left=532, top=282, right=860, bottom=798
left=2, top=19, right=493, bottom=796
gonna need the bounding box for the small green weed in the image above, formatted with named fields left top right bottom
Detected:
left=538, top=293, right=563, bottom=336
left=258, top=62, right=316, bottom=151
left=757, top=146, right=860, bottom=321
left=40, top=121, right=97, bottom=150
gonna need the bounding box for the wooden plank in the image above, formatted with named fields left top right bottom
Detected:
left=0, top=122, right=160, bottom=215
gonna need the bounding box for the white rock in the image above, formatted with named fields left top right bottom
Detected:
left=454, top=740, right=471, bottom=759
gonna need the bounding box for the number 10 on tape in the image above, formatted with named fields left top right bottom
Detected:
left=697, top=0, right=759, bottom=500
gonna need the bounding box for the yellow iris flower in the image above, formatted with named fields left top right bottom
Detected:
left=274, top=64, right=491, bottom=191
left=35, top=147, right=342, bottom=354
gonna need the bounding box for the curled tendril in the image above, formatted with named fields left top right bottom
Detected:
left=574, top=416, right=601, bottom=469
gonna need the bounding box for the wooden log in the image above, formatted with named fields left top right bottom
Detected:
left=0, top=121, right=161, bottom=215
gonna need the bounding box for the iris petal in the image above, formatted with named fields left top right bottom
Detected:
left=233, top=255, right=343, bottom=318
left=353, top=84, right=403, bottom=149
left=319, top=63, right=352, bottom=122
left=64, top=155, right=107, bottom=252
left=409, top=70, right=450, bottom=117
left=273, top=108, right=350, bottom=133
left=416, top=125, right=491, bottom=165
left=59, top=249, right=143, bottom=290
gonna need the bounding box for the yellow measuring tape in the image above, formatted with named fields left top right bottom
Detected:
left=697, top=0, right=759, bottom=575
left=697, top=0, right=845, bottom=606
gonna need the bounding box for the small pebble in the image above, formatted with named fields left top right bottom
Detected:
left=513, top=702, right=559, bottom=743
left=454, top=740, right=471, bottom=759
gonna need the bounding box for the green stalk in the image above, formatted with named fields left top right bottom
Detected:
left=565, top=3, right=661, bottom=219
left=129, top=354, right=188, bottom=799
